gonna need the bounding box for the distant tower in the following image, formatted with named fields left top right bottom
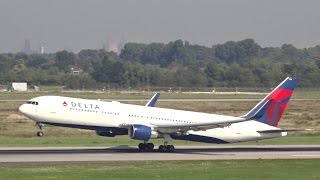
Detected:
left=102, top=43, right=107, bottom=51
left=23, top=39, right=32, bottom=54
left=118, top=32, right=126, bottom=53
left=39, top=46, right=45, bottom=54
left=107, top=39, right=120, bottom=54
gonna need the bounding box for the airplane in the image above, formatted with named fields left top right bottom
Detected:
left=19, top=77, right=303, bottom=152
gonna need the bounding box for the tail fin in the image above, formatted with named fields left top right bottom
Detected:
left=241, top=77, right=299, bottom=127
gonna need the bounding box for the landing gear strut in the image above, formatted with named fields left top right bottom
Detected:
left=36, top=122, right=44, bottom=137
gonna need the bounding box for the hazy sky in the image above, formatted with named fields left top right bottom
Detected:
left=1, top=0, right=320, bottom=53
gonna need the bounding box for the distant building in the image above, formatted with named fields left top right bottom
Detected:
left=70, top=67, right=82, bottom=74
left=39, top=46, right=45, bottom=54
left=102, top=43, right=108, bottom=51
left=23, top=39, right=32, bottom=54
left=7, top=82, right=28, bottom=92
left=107, top=40, right=120, bottom=54
left=103, top=39, right=125, bottom=55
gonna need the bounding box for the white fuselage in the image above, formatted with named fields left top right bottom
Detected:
left=19, top=96, right=286, bottom=143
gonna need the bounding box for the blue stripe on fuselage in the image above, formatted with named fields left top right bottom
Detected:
left=171, top=134, right=228, bottom=144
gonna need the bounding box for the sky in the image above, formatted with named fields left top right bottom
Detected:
left=0, top=0, right=320, bottom=53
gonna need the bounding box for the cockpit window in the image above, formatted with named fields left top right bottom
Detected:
left=26, top=101, right=38, bottom=105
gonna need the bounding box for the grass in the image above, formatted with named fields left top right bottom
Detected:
left=0, top=160, right=319, bottom=180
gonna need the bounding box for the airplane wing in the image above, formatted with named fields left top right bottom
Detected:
left=154, top=117, right=246, bottom=132
left=120, top=117, right=247, bottom=133
left=145, top=93, right=160, bottom=107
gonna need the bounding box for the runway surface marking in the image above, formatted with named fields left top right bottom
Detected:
left=292, top=155, right=320, bottom=157
left=0, top=145, right=319, bottom=163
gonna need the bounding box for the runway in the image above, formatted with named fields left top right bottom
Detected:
left=0, top=145, right=320, bottom=163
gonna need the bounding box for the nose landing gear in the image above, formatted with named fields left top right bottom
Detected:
left=36, top=122, right=44, bottom=137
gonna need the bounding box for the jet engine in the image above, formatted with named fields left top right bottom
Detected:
left=129, top=125, right=159, bottom=141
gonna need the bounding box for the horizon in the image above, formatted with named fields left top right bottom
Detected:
left=1, top=38, right=319, bottom=54
left=1, top=0, right=320, bottom=53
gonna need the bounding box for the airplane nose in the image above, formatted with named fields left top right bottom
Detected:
left=18, top=104, right=27, bottom=115
left=19, top=103, right=38, bottom=119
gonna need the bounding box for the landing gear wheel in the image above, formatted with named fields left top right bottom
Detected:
left=159, top=145, right=167, bottom=152
left=159, top=145, right=175, bottom=152
left=146, top=143, right=154, bottom=150
left=138, top=143, right=154, bottom=151
left=138, top=143, right=147, bottom=151
left=167, top=145, right=175, bottom=152
left=37, top=131, right=44, bottom=137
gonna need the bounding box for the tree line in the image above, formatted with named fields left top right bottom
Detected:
left=1, top=39, right=320, bottom=90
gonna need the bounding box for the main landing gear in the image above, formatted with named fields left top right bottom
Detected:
left=159, top=144, right=175, bottom=152
left=36, top=122, right=44, bottom=137
left=158, top=134, right=174, bottom=152
left=137, top=143, right=175, bottom=152
left=137, top=134, right=175, bottom=152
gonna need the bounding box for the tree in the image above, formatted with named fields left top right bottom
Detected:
left=215, top=39, right=261, bottom=63
left=55, top=51, right=77, bottom=72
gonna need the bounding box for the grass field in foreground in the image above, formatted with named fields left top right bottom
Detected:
left=0, top=135, right=319, bottom=147
left=0, top=160, right=319, bottom=180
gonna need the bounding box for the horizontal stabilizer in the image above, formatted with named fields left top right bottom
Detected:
left=257, top=128, right=312, bottom=133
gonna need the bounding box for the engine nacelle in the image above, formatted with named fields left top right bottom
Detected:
left=96, top=128, right=128, bottom=137
left=129, top=125, right=159, bottom=141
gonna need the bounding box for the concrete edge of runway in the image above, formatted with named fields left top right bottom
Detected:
left=0, top=145, right=320, bottom=163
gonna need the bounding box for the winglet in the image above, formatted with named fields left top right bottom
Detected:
left=145, top=93, right=160, bottom=107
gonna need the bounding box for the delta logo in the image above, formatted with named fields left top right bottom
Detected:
left=63, top=101, right=68, bottom=107
left=63, top=101, right=100, bottom=109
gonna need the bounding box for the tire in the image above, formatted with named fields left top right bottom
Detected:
left=138, top=143, right=147, bottom=151
left=159, top=145, right=167, bottom=152
left=147, top=143, right=154, bottom=150
left=37, top=131, right=44, bottom=137
left=167, top=145, right=175, bottom=152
